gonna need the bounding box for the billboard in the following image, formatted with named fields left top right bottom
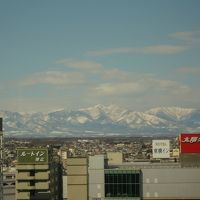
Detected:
left=152, top=140, right=170, bottom=158
left=17, top=148, right=48, bottom=164
left=179, top=133, right=200, bottom=153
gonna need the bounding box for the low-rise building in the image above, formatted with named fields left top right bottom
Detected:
left=87, top=154, right=200, bottom=200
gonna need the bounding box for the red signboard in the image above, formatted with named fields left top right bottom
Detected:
left=179, top=133, right=200, bottom=153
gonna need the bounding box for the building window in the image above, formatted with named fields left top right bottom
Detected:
left=30, top=180, right=35, bottom=186
left=105, top=171, right=141, bottom=198
left=30, top=191, right=35, bottom=196
left=30, top=170, right=35, bottom=176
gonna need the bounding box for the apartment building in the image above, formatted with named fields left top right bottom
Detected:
left=16, top=148, right=62, bottom=200
left=3, top=169, right=16, bottom=200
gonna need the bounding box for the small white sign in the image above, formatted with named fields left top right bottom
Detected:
left=152, top=140, right=170, bottom=158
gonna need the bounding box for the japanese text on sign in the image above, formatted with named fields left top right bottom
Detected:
left=17, top=149, right=48, bottom=164
left=152, top=140, right=170, bottom=159
left=182, top=136, right=200, bottom=143
left=180, top=134, right=200, bottom=153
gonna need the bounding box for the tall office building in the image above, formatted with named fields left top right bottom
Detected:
left=0, top=118, right=3, bottom=200
left=16, top=147, right=63, bottom=200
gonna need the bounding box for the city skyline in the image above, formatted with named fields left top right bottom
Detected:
left=1, top=0, right=200, bottom=112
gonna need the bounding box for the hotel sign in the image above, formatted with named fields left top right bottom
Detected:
left=17, top=148, right=48, bottom=164
left=180, top=133, right=200, bottom=153
left=152, top=140, right=170, bottom=158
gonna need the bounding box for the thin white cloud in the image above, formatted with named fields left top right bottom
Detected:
left=19, top=60, right=123, bottom=88
left=88, top=45, right=187, bottom=56
left=101, top=68, right=131, bottom=81
left=93, top=77, right=190, bottom=96
left=177, top=67, right=200, bottom=74
left=95, top=82, right=142, bottom=95
left=20, top=71, right=86, bottom=87
left=151, top=79, right=190, bottom=94
left=140, top=45, right=187, bottom=54
left=18, top=61, right=191, bottom=99
left=169, top=31, right=200, bottom=45
left=4, top=59, right=196, bottom=112
left=56, top=59, right=102, bottom=72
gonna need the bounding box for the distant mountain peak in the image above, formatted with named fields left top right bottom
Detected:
left=1, top=105, right=200, bottom=137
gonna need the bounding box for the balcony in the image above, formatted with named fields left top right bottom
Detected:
left=35, top=182, right=49, bottom=190
left=16, top=182, right=35, bottom=190
left=17, top=164, right=49, bottom=170
left=17, top=172, right=35, bottom=180
left=17, top=165, right=35, bottom=170
left=35, top=172, right=49, bottom=180
left=35, top=165, right=49, bottom=170
left=16, top=192, right=30, bottom=199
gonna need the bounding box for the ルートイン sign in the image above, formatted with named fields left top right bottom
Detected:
left=17, top=148, right=48, bottom=164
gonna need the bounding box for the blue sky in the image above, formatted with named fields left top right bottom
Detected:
left=1, top=0, right=200, bottom=112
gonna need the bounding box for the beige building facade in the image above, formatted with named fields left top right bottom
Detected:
left=67, top=157, right=88, bottom=200
left=107, top=152, right=123, bottom=165
left=16, top=148, right=62, bottom=200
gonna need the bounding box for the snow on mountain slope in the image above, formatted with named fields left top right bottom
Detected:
left=79, top=104, right=129, bottom=122
left=118, top=111, right=169, bottom=128
left=0, top=105, right=200, bottom=137
left=146, top=107, right=195, bottom=121
left=79, top=104, right=108, bottom=120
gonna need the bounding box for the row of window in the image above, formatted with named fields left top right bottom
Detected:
left=105, top=173, right=141, bottom=197
left=105, top=183, right=140, bottom=197
left=105, top=173, right=140, bottom=184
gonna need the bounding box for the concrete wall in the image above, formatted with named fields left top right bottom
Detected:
left=67, top=157, right=88, bottom=200
left=180, top=153, right=200, bottom=167
left=107, top=152, right=123, bottom=165
left=89, top=155, right=105, bottom=200
left=63, top=175, right=67, bottom=200
left=142, top=168, right=200, bottom=199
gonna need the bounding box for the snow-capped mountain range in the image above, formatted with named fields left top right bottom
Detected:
left=1, top=105, right=200, bottom=137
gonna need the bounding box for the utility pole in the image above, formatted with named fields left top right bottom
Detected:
left=0, top=118, right=3, bottom=200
